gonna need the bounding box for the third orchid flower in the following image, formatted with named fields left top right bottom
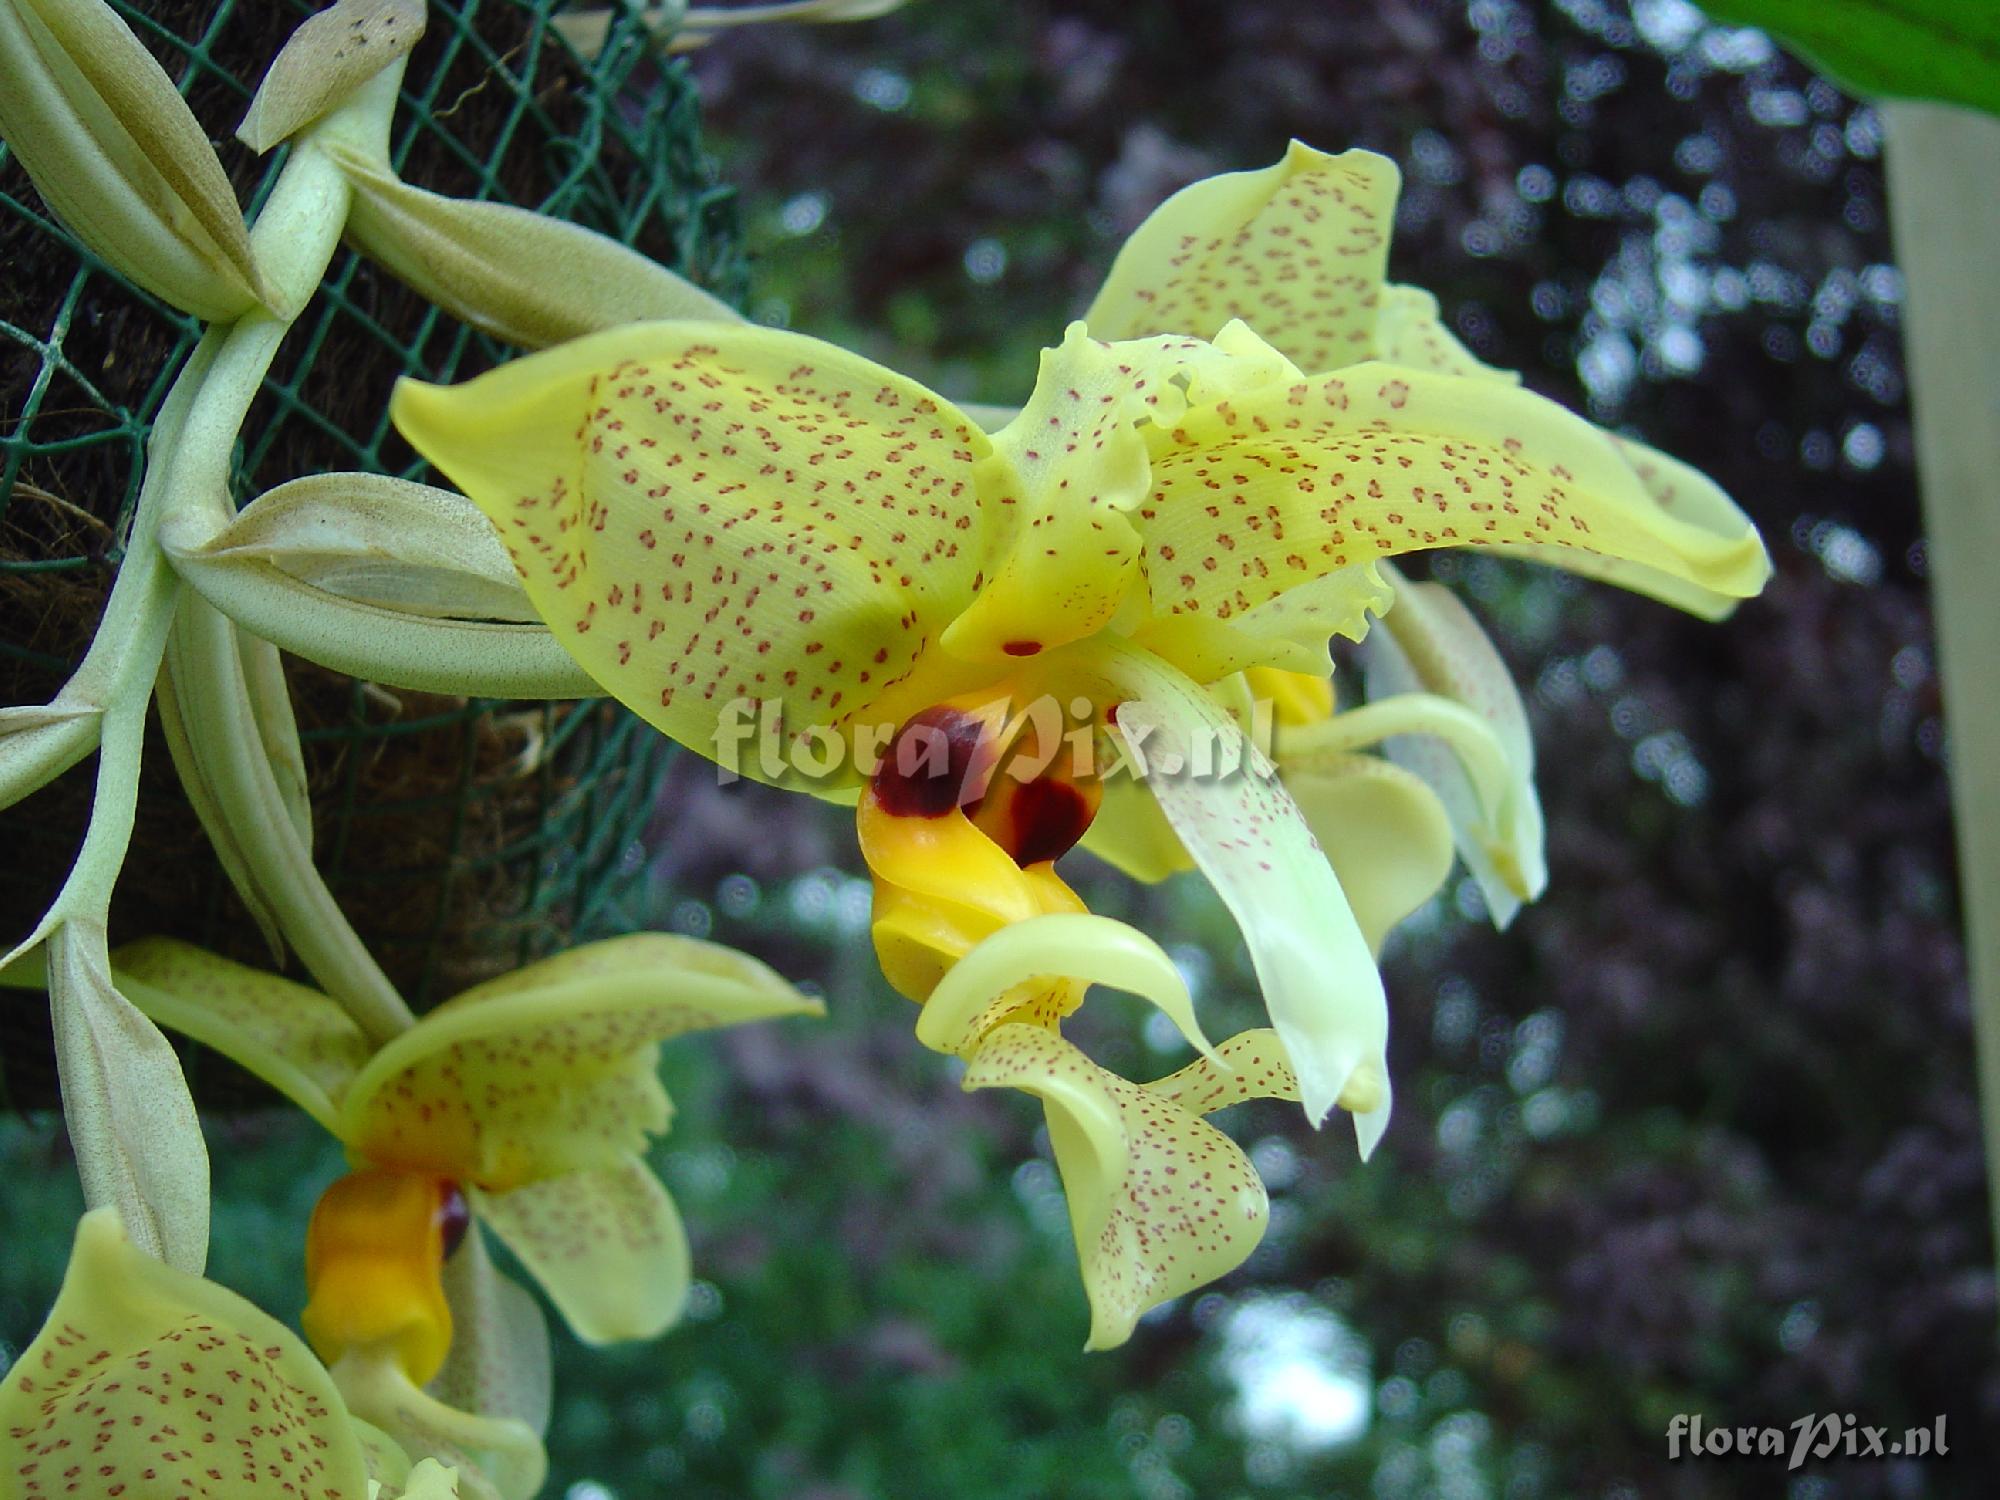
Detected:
left=108, top=932, right=820, bottom=1492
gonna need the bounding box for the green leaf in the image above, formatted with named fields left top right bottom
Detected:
left=1696, top=0, right=2000, bottom=117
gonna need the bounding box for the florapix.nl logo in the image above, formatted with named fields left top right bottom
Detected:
left=708, top=693, right=1284, bottom=789
left=1667, top=1413, right=1950, bottom=1471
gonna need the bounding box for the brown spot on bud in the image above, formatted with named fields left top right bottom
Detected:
left=1002, top=640, right=1043, bottom=656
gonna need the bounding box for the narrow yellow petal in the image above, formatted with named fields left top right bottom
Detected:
left=964, top=1025, right=1278, bottom=1351
left=429, top=1232, right=551, bottom=1442
left=471, top=1156, right=689, bottom=1345
left=1359, top=569, right=1546, bottom=925
left=0, top=1209, right=373, bottom=1499
left=1085, top=141, right=1401, bottom=373
left=1363, top=290, right=1769, bottom=617
left=1081, top=646, right=1390, bottom=1150
left=112, top=935, right=370, bottom=1131
left=391, top=324, right=997, bottom=787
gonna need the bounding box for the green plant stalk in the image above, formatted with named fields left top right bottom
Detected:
left=11, top=64, right=416, bottom=1014
left=148, top=66, right=418, bottom=1042
left=1882, top=99, right=2000, bottom=1276
left=161, top=601, right=414, bottom=1042
left=2, top=330, right=223, bottom=950
left=0, top=325, right=223, bottom=813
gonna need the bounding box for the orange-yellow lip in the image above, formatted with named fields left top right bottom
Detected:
left=301, top=1167, right=466, bottom=1385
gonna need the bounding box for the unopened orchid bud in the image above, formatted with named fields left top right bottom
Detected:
left=0, top=0, right=268, bottom=321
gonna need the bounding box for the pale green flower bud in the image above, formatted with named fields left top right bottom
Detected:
left=0, top=0, right=268, bottom=321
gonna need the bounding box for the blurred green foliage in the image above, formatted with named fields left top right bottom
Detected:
left=1696, top=0, right=2000, bottom=118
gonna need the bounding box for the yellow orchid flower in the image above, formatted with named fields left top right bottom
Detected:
left=0, top=1207, right=462, bottom=1500
left=104, top=932, right=819, bottom=1496
left=389, top=143, right=1767, bottom=1155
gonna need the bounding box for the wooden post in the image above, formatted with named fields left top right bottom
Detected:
left=1883, top=100, right=2000, bottom=1270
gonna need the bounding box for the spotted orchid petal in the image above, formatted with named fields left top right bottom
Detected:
left=914, top=911, right=1220, bottom=1062
left=1359, top=567, right=1546, bottom=927
left=1130, top=362, right=1770, bottom=648
left=428, top=1232, right=551, bottom=1447
left=338, top=934, right=819, bottom=1190
left=470, top=1155, right=689, bottom=1345
left=331, top=1348, right=541, bottom=1500
left=1083, top=645, right=1390, bottom=1151
left=112, top=935, right=370, bottom=1133
left=1085, top=141, right=1401, bottom=374
left=1363, top=283, right=1768, bottom=619
left=1369, top=284, right=1521, bottom=383
left=1083, top=670, right=1455, bottom=953
left=0, top=1208, right=378, bottom=1500
left=1145, top=1027, right=1303, bottom=1112
left=391, top=324, right=1001, bottom=788
left=964, top=1024, right=1296, bottom=1350
left=1498, top=435, right=1772, bottom=619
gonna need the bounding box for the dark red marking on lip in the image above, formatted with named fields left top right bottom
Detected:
left=1006, top=778, right=1095, bottom=866
left=1001, top=640, right=1043, bottom=657
left=872, top=706, right=991, bottom=818
left=436, top=1182, right=471, bottom=1260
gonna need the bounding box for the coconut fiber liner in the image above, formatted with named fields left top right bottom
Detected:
left=0, top=0, right=748, bottom=1107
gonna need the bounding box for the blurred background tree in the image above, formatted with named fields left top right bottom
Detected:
left=3, top=1, right=1993, bottom=1497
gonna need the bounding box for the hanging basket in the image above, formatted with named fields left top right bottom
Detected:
left=0, top=0, right=747, bottom=1106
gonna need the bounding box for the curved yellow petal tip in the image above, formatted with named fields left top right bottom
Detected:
left=387, top=374, right=455, bottom=449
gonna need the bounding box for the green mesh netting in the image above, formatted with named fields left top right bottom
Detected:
left=0, top=0, right=747, bottom=1103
